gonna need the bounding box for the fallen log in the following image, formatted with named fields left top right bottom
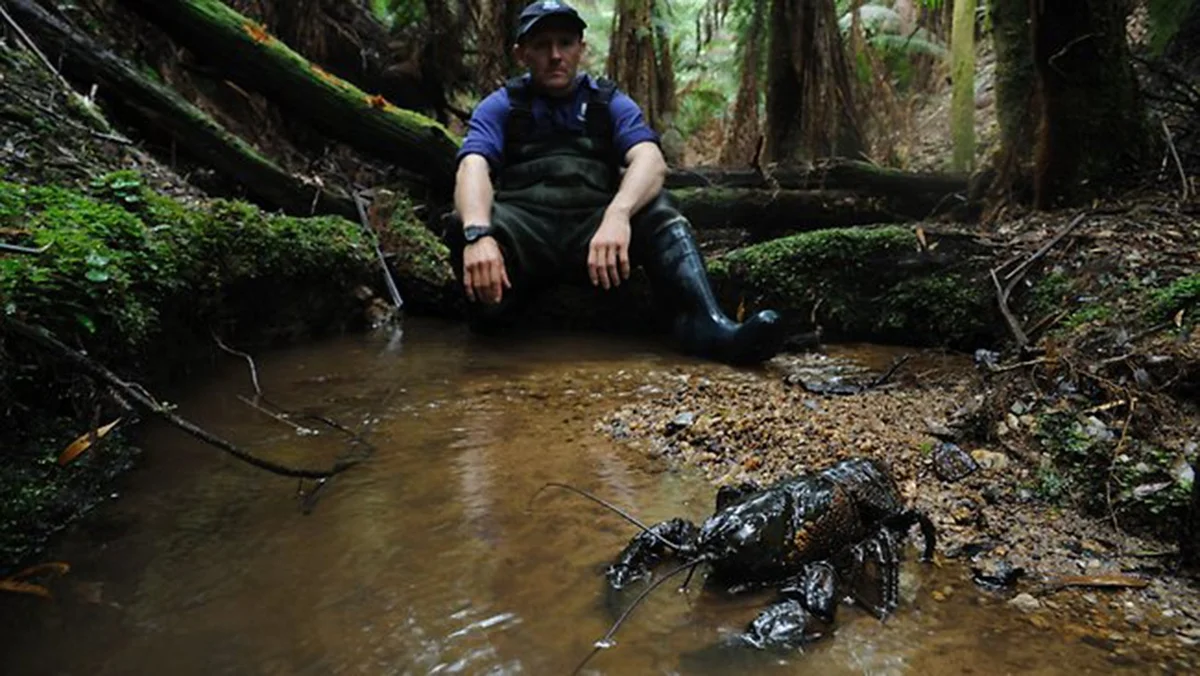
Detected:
left=118, top=0, right=461, bottom=195
left=666, top=160, right=970, bottom=197
left=673, top=188, right=918, bottom=241
left=6, top=0, right=356, bottom=219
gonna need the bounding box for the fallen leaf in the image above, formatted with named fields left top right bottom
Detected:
left=0, top=580, right=51, bottom=599
left=1175, top=309, right=1185, bottom=328
left=736, top=296, right=746, bottom=323
left=58, top=418, right=121, bottom=465
left=10, top=561, right=70, bottom=579
left=915, top=227, right=927, bottom=250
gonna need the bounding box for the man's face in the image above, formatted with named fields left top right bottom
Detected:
left=515, top=23, right=586, bottom=96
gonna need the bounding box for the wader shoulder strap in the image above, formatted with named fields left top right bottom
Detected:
left=585, top=77, right=616, bottom=147
left=504, top=76, right=535, bottom=148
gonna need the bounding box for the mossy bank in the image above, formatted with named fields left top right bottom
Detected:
left=0, top=174, right=450, bottom=571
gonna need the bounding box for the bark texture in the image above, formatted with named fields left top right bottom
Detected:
left=1029, top=0, right=1149, bottom=208
left=719, top=0, right=765, bottom=167
left=763, top=0, right=864, bottom=163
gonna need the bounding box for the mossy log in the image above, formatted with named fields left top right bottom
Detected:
left=666, top=160, right=968, bottom=197
left=117, top=0, right=461, bottom=194
left=706, top=226, right=1001, bottom=348
left=6, top=0, right=355, bottom=219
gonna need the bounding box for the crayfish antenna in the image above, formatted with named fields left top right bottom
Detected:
left=528, top=482, right=689, bottom=553
left=573, top=559, right=703, bottom=675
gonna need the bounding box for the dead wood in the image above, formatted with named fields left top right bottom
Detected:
left=3, top=315, right=358, bottom=479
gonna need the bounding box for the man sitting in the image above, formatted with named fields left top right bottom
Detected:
left=447, top=0, right=784, bottom=365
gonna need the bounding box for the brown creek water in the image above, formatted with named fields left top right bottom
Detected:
left=0, top=318, right=1171, bottom=674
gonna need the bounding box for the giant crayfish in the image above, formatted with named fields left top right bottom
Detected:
left=542, top=457, right=936, bottom=671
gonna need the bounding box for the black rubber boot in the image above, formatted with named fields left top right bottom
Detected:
left=646, top=222, right=785, bottom=365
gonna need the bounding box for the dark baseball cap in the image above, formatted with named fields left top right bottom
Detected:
left=515, top=0, right=587, bottom=43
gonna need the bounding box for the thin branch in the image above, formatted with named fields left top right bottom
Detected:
left=353, top=190, right=404, bottom=310
left=1105, top=395, right=1137, bottom=533
left=1003, top=213, right=1088, bottom=284
left=236, top=395, right=317, bottom=436
left=212, top=331, right=262, bottom=396
left=3, top=316, right=355, bottom=479
left=1161, top=118, right=1191, bottom=202
left=992, top=267, right=1029, bottom=348
left=0, top=241, right=51, bottom=255
left=0, top=4, right=75, bottom=96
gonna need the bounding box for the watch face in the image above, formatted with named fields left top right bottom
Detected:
left=464, top=225, right=491, bottom=243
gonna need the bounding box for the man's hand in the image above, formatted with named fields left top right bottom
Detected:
left=588, top=208, right=633, bottom=289
left=463, top=237, right=511, bottom=304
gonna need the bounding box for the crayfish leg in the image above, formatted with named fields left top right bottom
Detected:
left=605, top=518, right=698, bottom=590
left=741, top=598, right=827, bottom=650
left=779, top=561, right=839, bottom=624
left=847, top=527, right=900, bottom=620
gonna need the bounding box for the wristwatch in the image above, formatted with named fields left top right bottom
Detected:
left=463, top=224, right=495, bottom=244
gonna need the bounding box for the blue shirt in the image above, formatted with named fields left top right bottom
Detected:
left=457, top=74, right=659, bottom=170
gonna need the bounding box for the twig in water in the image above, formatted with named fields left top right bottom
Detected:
left=868, top=354, right=911, bottom=389
left=1161, top=118, right=1191, bottom=202
left=212, top=332, right=262, bottom=396
left=236, top=395, right=317, bottom=435
left=4, top=316, right=355, bottom=479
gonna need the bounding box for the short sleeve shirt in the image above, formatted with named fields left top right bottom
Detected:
left=456, top=74, right=659, bottom=170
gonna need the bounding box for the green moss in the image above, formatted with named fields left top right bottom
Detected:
left=1148, top=274, right=1200, bottom=322
left=1061, top=303, right=1116, bottom=331
left=708, top=226, right=996, bottom=347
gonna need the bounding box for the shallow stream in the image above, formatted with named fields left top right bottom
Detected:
left=0, top=318, right=1167, bottom=674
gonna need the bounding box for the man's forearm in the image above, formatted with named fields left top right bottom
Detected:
left=454, top=154, right=494, bottom=227
left=606, top=144, right=667, bottom=217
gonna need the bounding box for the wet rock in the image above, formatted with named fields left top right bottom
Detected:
left=924, top=417, right=959, bottom=440
left=1008, top=592, right=1041, bottom=613
left=971, top=559, right=1025, bottom=589
left=932, top=442, right=979, bottom=482
left=666, top=412, right=696, bottom=435
left=971, top=449, right=1010, bottom=472
left=974, top=349, right=1000, bottom=369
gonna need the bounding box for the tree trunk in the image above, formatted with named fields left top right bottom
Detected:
left=6, top=0, right=356, bottom=218
left=764, top=0, right=864, bottom=163
left=1029, top=0, right=1149, bottom=208
left=950, top=0, right=976, bottom=172
left=473, top=0, right=519, bottom=92
left=118, top=0, right=461, bottom=196
left=988, top=0, right=1038, bottom=203
left=608, top=0, right=674, bottom=132
left=719, top=0, right=765, bottom=167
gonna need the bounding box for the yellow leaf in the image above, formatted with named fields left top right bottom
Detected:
left=58, top=418, right=121, bottom=466
left=11, top=561, right=70, bottom=580
left=915, top=226, right=927, bottom=250
left=0, top=580, right=51, bottom=599
left=736, top=296, right=746, bottom=323
left=1175, top=309, right=1185, bottom=328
